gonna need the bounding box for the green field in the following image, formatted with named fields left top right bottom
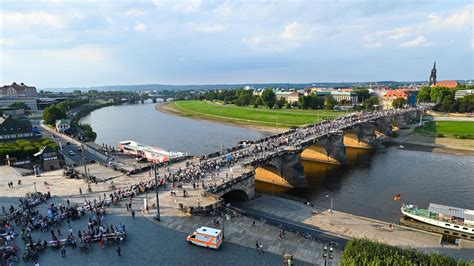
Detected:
left=172, top=100, right=348, bottom=127
left=414, top=121, right=474, bottom=139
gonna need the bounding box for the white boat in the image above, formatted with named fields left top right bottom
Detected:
left=401, top=203, right=474, bottom=238
left=118, top=140, right=185, bottom=163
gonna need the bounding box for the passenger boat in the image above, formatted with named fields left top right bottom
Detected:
left=118, top=140, right=185, bottom=163
left=401, top=203, right=474, bottom=238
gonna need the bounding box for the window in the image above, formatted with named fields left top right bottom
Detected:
left=453, top=233, right=458, bottom=236
left=461, top=234, right=467, bottom=238
left=463, top=228, right=468, bottom=230
left=445, top=224, right=450, bottom=226
left=444, top=231, right=449, bottom=234
left=454, top=225, right=459, bottom=228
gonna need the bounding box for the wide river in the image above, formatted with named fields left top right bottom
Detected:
left=81, top=102, right=474, bottom=223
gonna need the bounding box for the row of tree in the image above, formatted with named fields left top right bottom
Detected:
left=43, top=98, right=89, bottom=125
left=0, top=139, right=59, bottom=160
left=195, top=88, right=373, bottom=110
left=417, top=86, right=474, bottom=113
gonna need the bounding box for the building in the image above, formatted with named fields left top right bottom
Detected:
left=315, top=91, right=358, bottom=104
left=0, top=107, right=26, bottom=119
left=55, top=119, right=71, bottom=133
left=455, top=90, right=474, bottom=100
left=0, top=115, right=34, bottom=140
left=429, top=61, right=437, bottom=86
left=382, top=90, right=418, bottom=109
left=34, top=145, right=62, bottom=171
left=287, top=92, right=301, bottom=104
left=434, top=80, right=459, bottom=88
left=0, top=82, right=38, bottom=110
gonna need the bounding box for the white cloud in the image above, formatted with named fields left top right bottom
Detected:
left=124, top=9, right=147, bottom=17
left=363, top=42, right=382, bottom=48
left=40, top=45, right=107, bottom=63
left=0, top=38, right=16, bottom=47
left=173, top=0, right=202, bottom=13
left=1, top=11, right=67, bottom=29
left=427, top=5, right=472, bottom=30
left=387, top=27, right=412, bottom=40
left=194, top=24, right=226, bottom=33
left=213, top=1, right=232, bottom=16
left=134, top=21, right=147, bottom=32
left=400, top=35, right=430, bottom=47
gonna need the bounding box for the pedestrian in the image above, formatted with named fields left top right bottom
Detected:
left=66, top=199, right=70, bottom=206
left=252, top=220, right=255, bottom=226
left=255, top=241, right=259, bottom=253
left=259, top=243, right=263, bottom=254
left=79, top=187, right=82, bottom=195
left=35, top=262, right=40, bottom=266
left=61, top=246, right=66, bottom=257
left=116, top=246, right=121, bottom=256
left=57, top=228, right=62, bottom=236
left=131, top=209, right=135, bottom=219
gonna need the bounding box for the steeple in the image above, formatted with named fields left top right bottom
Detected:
left=429, top=61, right=437, bottom=86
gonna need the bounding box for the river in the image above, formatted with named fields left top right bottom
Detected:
left=81, top=102, right=474, bottom=223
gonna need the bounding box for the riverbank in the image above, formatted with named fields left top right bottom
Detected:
left=158, top=102, right=281, bottom=133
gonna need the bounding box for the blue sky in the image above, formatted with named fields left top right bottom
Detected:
left=1, top=0, right=472, bottom=88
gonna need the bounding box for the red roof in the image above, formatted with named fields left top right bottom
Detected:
left=384, top=90, right=409, bottom=98
left=434, top=80, right=459, bottom=88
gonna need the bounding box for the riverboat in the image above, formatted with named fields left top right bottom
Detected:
left=118, top=140, right=185, bottom=163
left=401, top=203, right=474, bottom=239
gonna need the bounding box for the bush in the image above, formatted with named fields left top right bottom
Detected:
left=341, top=238, right=471, bottom=266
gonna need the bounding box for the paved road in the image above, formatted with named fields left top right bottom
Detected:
left=1, top=195, right=305, bottom=266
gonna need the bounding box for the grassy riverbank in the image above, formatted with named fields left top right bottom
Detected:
left=166, top=100, right=348, bottom=129
left=414, top=121, right=474, bottom=139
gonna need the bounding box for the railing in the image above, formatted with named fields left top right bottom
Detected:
left=205, top=171, right=255, bottom=195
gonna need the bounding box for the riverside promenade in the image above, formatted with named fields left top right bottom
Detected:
left=0, top=166, right=338, bottom=265
left=244, top=195, right=474, bottom=261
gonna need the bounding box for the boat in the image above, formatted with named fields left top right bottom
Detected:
left=401, top=203, right=474, bottom=238
left=118, top=140, right=185, bottom=163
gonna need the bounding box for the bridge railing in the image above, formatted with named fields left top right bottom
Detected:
left=204, top=170, right=255, bottom=195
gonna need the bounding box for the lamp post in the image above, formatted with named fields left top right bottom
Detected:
left=325, top=194, right=333, bottom=225
left=154, top=163, right=161, bottom=221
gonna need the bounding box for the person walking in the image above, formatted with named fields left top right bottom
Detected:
left=255, top=241, right=259, bottom=254
left=116, top=246, right=121, bottom=256
left=131, top=209, right=135, bottom=219
left=61, top=246, right=66, bottom=258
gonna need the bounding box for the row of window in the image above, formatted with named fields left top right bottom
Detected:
left=443, top=231, right=474, bottom=239
left=444, top=223, right=474, bottom=232
left=0, top=133, right=33, bottom=139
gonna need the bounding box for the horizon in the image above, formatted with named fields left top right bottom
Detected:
left=1, top=0, right=473, bottom=88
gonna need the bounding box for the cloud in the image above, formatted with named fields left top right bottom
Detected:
left=134, top=21, right=147, bottom=32
left=400, top=35, right=430, bottom=47
left=363, top=42, right=382, bottom=48
left=387, top=27, right=412, bottom=40
left=173, top=0, right=202, bottom=13
left=0, top=38, right=16, bottom=47
left=124, top=9, right=147, bottom=17
left=213, top=1, right=232, bottom=16
left=427, top=5, right=472, bottom=30
left=194, top=24, right=226, bottom=33
left=40, top=45, right=107, bottom=63
left=1, top=11, right=67, bottom=29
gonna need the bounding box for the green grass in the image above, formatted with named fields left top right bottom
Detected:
left=414, top=121, right=474, bottom=139
left=172, top=100, right=348, bottom=127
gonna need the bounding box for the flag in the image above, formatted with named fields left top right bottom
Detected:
left=393, top=194, right=401, bottom=201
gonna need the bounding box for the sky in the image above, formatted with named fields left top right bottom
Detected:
left=0, top=0, right=473, bottom=88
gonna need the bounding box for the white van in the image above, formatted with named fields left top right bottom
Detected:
left=186, top=226, right=223, bottom=249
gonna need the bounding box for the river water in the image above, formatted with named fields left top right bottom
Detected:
left=81, top=102, right=474, bottom=223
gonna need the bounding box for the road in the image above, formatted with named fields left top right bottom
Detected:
left=37, top=121, right=109, bottom=167
left=0, top=194, right=304, bottom=265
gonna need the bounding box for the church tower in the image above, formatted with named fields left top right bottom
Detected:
left=429, top=61, right=437, bottom=86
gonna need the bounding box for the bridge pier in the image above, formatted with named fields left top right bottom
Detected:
left=343, top=123, right=377, bottom=149
left=256, top=151, right=307, bottom=188
left=301, top=132, right=346, bottom=165
left=375, top=117, right=394, bottom=137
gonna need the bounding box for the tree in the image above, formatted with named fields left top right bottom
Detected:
left=392, top=97, right=407, bottom=108
left=43, top=105, right=67, bottom=125
left=261, top=88, right=276, bottom=108
left=363, top=96, right=380, bottom=111
left=8, top=102, right=31, bottom=115
left=417, top=86, right=431, bottom=102
left=324, top=96, right=337, bottom=110
left=355, top=88, right=370, bottom=103
left=276, top=98, right=285, bottom=109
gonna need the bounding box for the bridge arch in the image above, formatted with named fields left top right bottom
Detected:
left=221, top=189, right=250, bottom=203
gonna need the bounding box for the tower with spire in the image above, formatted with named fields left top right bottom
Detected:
left=429, top=61, right=437, bottom=86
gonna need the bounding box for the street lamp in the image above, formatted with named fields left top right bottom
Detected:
left=325, top=194, right=333, bottom=225
left=153, top=163, right=161, bottom=221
